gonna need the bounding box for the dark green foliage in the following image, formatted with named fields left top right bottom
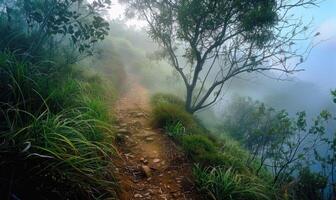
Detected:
left=0, top=52, right=117, bottom=199
left=164, top=120, right=186, bottom=138
left=181, top=134, right=215, bottom=154
left=332, top=89, right=336, bottom=103
left=151, top=100, right=197, bottom=131
left=150, top=93, right=208, bottom=135
left=0, top=0, right=111, bottom=56
left=0, top=0, right=117, bottom=199
left=292, top=168, right=327, bottom=200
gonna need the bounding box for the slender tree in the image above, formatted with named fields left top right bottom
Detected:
left=121, top=0, right=320, bottom=113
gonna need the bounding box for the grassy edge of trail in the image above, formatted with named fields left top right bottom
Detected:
left=149, top=93, right=277, bottom=200
left=0, top=52, right=121, bottom=199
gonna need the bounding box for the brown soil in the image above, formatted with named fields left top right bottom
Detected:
left=112, top=74, right=200, bottom=200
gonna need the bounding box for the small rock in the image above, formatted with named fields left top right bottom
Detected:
left=136, top=113, right=145, bottom=117
left=142, top=165, right=152, bottom=177
left=146, top=137, right=154, bottom=142
left=143, top=192, right=150, bottom=196
left=153, top=158, right=161, bottom=163
left=117, top=129, right=128, bottom=134
left=150, top=164, right=159, bottom=170
left=134, top=194, right=143, bottom=198
left=143, top=131, right=156, bottom=137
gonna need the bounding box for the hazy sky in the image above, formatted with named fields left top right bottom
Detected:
left=298, top=0, right=336, bottom=91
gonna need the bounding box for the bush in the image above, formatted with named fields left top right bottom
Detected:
left=181, top=134, right=217, bottom=156
left=291, top=168, right=327, bottom=200
left=193, top=166, right=272, bottom=200
left=180, top=134, right=225, bottom=167
left=151, top=102, right=197, bottom=130
left=150, top=93, right=185, bottom=108
left=164, top=120, right=186, bottom=138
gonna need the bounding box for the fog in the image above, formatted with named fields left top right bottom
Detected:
left=103, top=1, right=335, bottom=126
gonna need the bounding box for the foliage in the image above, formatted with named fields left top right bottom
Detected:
left=0, top=0, right=111, bottom=58
left=121, top=0, right=319, bottom=113
left=0, top=0, right=117, bottom=198
left=291, top=167, right=327, bottom=200
left=150, top=93, right=276, bottom=199
left=221, top=96, right=331, bottom=185
left=0, top=51, right=117, bottom=199
left=313, top=90, right=336, bottom=199
left=151, top=100, right=196, bottom=130
left=151, top=93, right=185, bottom=108
left=193, top=165, right=272, bottom=200
left=164, top=120, right=185, bottom=138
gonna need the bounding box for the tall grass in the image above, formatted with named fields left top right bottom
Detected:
left=193, top=165, right=272, bottom=200
left=0, top=51, right=117, bottom=199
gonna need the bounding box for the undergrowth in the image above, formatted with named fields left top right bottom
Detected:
left=0, top=52, right=117, bottom=199
left=150, top=93, right=277, bottom=200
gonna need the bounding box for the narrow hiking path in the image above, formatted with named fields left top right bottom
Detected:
left=113, top=74, right=200, bottom=200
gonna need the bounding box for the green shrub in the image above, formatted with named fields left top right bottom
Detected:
left=164, top=120, right=186, bottom=138
left=291, top=168, right=327, bottom=200
left=180, top=134, right=225, bottom=167
left=151, top=102, right=197, bottom=130
left=150, top=93, right=185, bottom=107
left=193, top=165, right=272, bottom=200
left=181, top=134, right=217, bottom=156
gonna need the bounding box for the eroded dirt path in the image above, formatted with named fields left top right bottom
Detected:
left=113, top=75, right=199, bottom=200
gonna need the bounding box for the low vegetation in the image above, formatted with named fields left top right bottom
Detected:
left=150, top=93, right=276, bottom=200
left=0, top=52, right=117, bottom=199
left=0, top=0, right=118, bottom=199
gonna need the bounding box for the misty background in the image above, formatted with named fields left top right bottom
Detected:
left=99, top=0, right=335, bottom=130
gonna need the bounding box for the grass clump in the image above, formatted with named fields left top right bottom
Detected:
left=181, top=134, right=226, bottom=167
left=151, top=102, right=197, bottom=130
left=150, top=93, right=185, bottom=108
left=150, top=93, right=205, bottom=135
left=193, top=166, right=272, bottom=200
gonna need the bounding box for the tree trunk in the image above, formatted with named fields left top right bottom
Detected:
left=185, top=86, right=194, bottom=114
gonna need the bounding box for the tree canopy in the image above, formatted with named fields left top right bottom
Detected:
left=121, top=0, right=320, bottom=113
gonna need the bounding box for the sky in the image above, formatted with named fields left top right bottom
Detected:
left=298, top=0, right=336, bottom=91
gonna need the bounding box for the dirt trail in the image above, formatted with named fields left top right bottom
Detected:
left=113, top=74, right=199, bottom=200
